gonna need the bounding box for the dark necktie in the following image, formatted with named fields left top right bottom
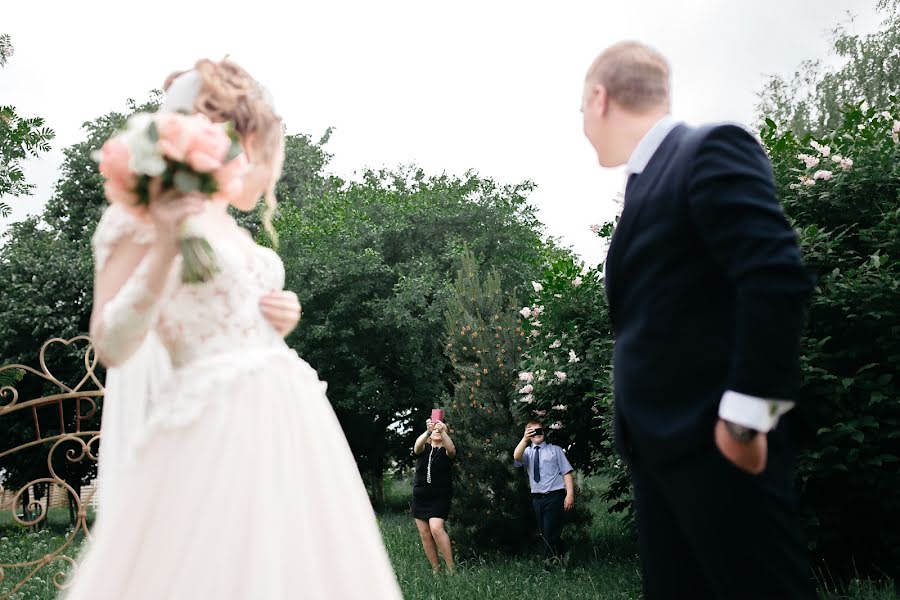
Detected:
left=533, top=445, right=541, bottom=483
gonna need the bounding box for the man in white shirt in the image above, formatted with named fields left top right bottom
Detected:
left=581, top=41, right=816, bottom=599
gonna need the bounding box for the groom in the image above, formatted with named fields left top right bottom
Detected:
left=583, top=42, right=817, bottom=598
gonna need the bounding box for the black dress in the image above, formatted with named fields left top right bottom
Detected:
left=410, top=444, right=453, bottom=520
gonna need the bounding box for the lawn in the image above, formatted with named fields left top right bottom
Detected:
left=0, top=479, right=894, bottom=599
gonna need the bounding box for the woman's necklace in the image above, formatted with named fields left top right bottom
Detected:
left=427, top=445, right=436, bottom=484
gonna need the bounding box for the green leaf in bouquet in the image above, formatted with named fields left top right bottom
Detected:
left=134, top=174, right=152, bottom=206
left=198, top=173, right=219, bottom=195
left=173, top=170, right=202, bottom=193
left=225, top=120, right=240, bottom=142
left=226, top=140, right=244, bottom=162
left=147, top=121, right=160, bottom=143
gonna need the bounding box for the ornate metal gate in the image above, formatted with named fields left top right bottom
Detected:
left=0, top=336, right=103, bottom=598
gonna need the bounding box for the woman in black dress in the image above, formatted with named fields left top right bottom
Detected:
left=411, top=418, right=456, bottom=574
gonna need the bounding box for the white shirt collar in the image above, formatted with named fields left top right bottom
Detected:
left=625, top=115, right=680, bottom=176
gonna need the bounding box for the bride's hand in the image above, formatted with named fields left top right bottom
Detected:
left=146, top=181, right=205, bottom=247
left=260, top=290, right=301, bottom=336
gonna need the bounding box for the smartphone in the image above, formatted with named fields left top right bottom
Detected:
left=431, top=409, right=445, bottom=423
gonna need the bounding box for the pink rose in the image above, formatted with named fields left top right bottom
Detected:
left=184, top=115, right=232, bottom=173
left=156, top=112, right=193, bottom=162
left=103, top=180, right=141, bottom=213
left=98, top=137, right=134, bottom=188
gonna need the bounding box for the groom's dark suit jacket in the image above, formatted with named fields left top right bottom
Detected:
left=604, top=123, right=814, bottom=463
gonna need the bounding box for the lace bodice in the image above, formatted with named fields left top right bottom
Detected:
left=92, top=204, right=286, bottom=368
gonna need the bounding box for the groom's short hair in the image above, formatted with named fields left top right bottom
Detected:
left=586, top=41, right=670, bottom=113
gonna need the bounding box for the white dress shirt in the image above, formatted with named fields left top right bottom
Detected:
left=624, top=115, right=793, bottom=433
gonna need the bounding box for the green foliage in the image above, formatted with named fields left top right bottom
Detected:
left=0, top=215, right=99, bottom=492
left=515, top=230, right=633, bottom=520
left=0, top=34, right=12, bottom=67
left=0, top=35, right=55, bottom=218
left=441, top=249, right=535, bottom=551
left=441, top=249, right=596, bottom=553
left=515, top=256, right=613, bottom=475
left=760, top=100, right=900, bottom=578
left=276, top=128, right=339, bottom=209
left=272, top=167, right=548, bottom=510
left=0, top=365, right=23, bottom=389
left=757, top=4, right=900, bottom=136
left=40, top=97, right=161, bottom=241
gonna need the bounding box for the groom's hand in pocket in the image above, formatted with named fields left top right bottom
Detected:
left=260, top=290, right=301, bottom=336
left=714, top=419, right=767, bottom=475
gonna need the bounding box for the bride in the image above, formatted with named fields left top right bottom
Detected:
left=63, top=59, right=402, bottom=599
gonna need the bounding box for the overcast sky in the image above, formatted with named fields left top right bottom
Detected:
left=2, top=1, right=883, bottom=266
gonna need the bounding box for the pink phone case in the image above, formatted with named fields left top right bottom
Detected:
left=431, top=409, right=444, bottom=423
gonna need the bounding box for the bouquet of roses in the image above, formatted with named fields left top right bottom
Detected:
left=95, top=111, right=249, bottom=283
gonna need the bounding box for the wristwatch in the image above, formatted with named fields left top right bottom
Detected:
left=723, top=420, right=759, bottom=443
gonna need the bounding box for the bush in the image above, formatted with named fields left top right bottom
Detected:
left=442, top=250, right=593, bottom=552
left=761, top=100, right=900, bottom=578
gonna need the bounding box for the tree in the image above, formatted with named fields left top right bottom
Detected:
left=0, top=33, right=12, bottom=66
left=0, top=34, right=55, bottom=217
left=440, top=249, right=534, bottom=551
left=273, top=167, right=550, bottom=510
left=756, top=1, right=900, bottom=136
left=0, top=216, right=101, bottom=510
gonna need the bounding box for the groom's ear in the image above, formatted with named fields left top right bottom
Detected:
left=586, top=83, right=608, bottom=115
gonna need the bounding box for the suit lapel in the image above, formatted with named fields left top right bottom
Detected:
left=604, top=125, right=687, bottom=312
left=604, top=175, right=651, bottom=310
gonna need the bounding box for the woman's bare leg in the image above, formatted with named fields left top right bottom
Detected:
left=414, top=518, right=440, bottom=572
left=429, top=518, right=455, bottom=574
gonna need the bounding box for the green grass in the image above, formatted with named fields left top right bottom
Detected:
left=0, top=507, right=94, bottom=530
left=0, top=528, right=85, bottom=600
left=0, top=490, right=896, bottom=599
left=381, top=510, right=643, bottom=600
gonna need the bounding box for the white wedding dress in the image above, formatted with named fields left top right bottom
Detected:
left=63, top=204, right=402, bottom=599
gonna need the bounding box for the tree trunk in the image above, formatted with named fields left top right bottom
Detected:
left=67, top=486, right=77, bottom=528
left=369, top=461, right=385, bottom=514
left=369, top=419, right=386, bottom=513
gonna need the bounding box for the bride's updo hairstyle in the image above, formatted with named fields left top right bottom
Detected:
left=164, top=58, right=284, bottom=243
